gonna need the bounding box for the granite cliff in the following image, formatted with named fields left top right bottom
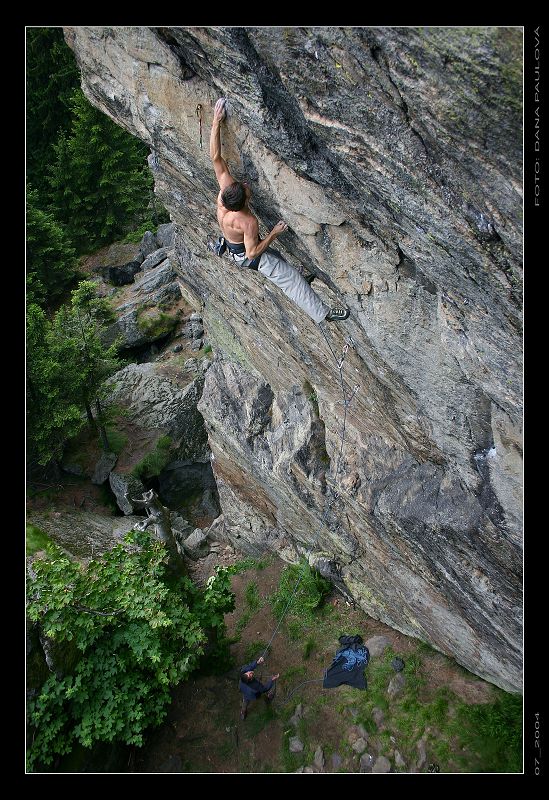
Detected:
left=64, top=26, right=522, bottom=691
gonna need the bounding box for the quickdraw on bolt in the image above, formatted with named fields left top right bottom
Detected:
left=196, top=103, right=203, bottom=150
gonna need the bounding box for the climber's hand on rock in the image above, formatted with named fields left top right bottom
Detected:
left=273, top=221, right=288, bottom=236
left=213, top=97, right=227, bottom=122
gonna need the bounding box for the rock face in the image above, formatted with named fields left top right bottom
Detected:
left=65, top=26, right=522, bottom=691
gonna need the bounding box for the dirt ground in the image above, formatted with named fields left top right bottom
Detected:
left=131, top=554, right=496, bottom=774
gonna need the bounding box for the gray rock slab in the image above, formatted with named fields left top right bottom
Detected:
left=359, top=753, right=375, bottom=773
left=109, top=472, right=146, bottom=515
left=141, top=248, right=169, bottom=271
left=289, top=736, right=304, bottom=753
left=139, top=230, right=158, bottom=258
left=91, top=452, right=118, bottom=485
left=155, top=223, right=175, bottom=248
left=26, top=510, right=144, bottom=560
left=182, top=528, right=210, bottom=560
left=133, top=260, right=175, bottom=293
left=313, top=745, right=325, bottom=770
left=365, top=635, right=392, bottom=658
left=351, top=737, right=368, bottom=754
left=387, top=672, right=407, bottom=699
left=372, top=707, right=385, bottom=728
left=372, top=755, right=392, bottom=773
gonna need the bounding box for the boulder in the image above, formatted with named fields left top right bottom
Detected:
left=155, top=223, right=175, bottom=248
left=141, top=247, right=169, bottom=272
left=109, top=472, right=146, bottom=515
left=394, top=750, right=407, bottom=769
left=372, top=707, right=385, bottom=729
left=139, top=230, right=158, bottom=258
left=359, top=753, right=375, bottom=773
left=102, top=260, right=142, bottom=286
left=365, top=635, right=392, bottom=658
left=372, top=755, right=392, bottom=774
left=387, top=672, right=407, bottom=699
left=91, top=451, right=118, bottom=485
left=106, top=364, right=209, bottom=455
left=182, top=528, right=210, bottom=560
left=351, top=737, right=368, bottom=754
left=313, top=746, right=325, bottom=770
left=289, top=737, right=304, bottom=753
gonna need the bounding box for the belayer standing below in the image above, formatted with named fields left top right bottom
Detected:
left=209, top=97, right=350, bottom=324
left=238, top=656, right=280, bottom=720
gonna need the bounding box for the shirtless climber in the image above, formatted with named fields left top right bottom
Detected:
left=209, top=97, right=350, bottom=324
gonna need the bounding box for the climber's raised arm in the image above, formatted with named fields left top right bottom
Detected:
left=210, top=98, right=234, bottom=191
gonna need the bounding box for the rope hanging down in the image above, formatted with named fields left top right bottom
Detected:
left=259, top=326, right=358, bottom=662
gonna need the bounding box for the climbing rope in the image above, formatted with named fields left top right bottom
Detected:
left=258, top=325, right=358, bottom=663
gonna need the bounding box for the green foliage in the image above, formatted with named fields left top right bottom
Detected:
left=454, top=692, right=523, bottom=772
left=105, top=426, right=128, bottom=456
left=26, top=524, right=53, bottom=556
left=203, top=344, right=213, bottom=355
left=269, top=559, right=331, bottom=622
left=302, top=635, right=316, bottom=660
left=122, top=212, right=170, bottom=243
left=244, top=581, right=262, bottom=612
left=226, top=556, right=271, bottom=575
left=26, top=303, right=86, bottom=465
left=26, top=28, right=80, bottom=197
left=136, top=309, right=178, bottom=339
left=26, top=186, right=80, bottom=308
left=26, top=532, right=235, bottom=771
left=132, top=436, right=174, bottom=482
left=47, top=89, right=154, bottom=255
left=244, top=641, right=269, bottom=663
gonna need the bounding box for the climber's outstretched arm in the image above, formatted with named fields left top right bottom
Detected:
left=210, top=97, right=234, bottom=191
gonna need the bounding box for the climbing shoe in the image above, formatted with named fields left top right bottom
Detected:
left=325, top=306, right=350, bottom=321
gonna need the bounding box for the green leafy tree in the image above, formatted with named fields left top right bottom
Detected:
left=51, top=280, right=122, bottom=449
left=26, top=303, right=86, bottom=466
left=26, top=530, right=235, bottom=771
left=48, top=90, right=154, bottom=254
left=27, top=281, right=122, bottom=465
left=26, top=186, right=79, bottom=308
left=26, top=27, right=80, bottom=196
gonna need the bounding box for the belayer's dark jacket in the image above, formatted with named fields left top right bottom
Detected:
left=239, top=660, right=274, bottom=702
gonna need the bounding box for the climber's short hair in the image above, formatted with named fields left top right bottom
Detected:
left=221, top=181, right=247, bottom=211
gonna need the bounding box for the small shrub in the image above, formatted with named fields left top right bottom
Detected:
left=270, top=559, right=331, bottom=622
left=227, top=556, right=270, bottom=575
left=26, top=525, right=52, bottom=556
left=244, top=581, right=262, bottom=612
left=105, top=426, right=128, bottom=455
left=132, top=435, right=174, bottom=481
left=302, top=636, right=316, bottom=660
left=136, top=309, right=178, bottom=339
left=244, top=640, right=270, bottom=663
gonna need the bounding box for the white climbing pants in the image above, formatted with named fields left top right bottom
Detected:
left=230, top=247, right=329, bottom=324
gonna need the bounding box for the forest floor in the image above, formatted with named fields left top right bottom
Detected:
left=128, top=553, right=518, bottom=775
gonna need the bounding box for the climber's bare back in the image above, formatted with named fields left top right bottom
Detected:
left=216, top=190, right=259, bottom=245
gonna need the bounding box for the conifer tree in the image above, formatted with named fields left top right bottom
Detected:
left=26, top=186, right=79, bottom=309
left=48, top=91, right=154, bottom=254
left=26, top=304, right=85, bottom=466
left=26, top=27, right=80, bottom=197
